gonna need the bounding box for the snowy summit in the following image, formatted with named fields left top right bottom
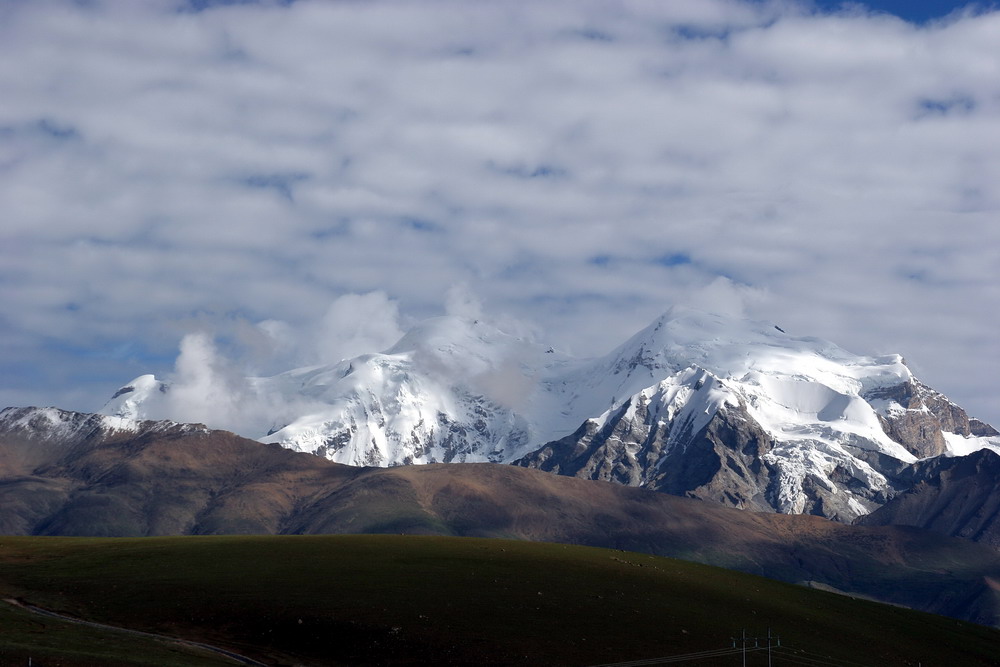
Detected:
left=101, top=307, right=1000, bottom=522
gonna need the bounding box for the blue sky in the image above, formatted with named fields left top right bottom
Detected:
left=811, top=0, right=996, bottom=21
left=1, top=0, right=998, bottom=427
left=181, top=0, right=993, bottom=23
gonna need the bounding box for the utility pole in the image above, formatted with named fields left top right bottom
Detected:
left=730, top=628, right=780, bottom=666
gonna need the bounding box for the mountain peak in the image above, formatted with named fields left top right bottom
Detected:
left=606, top=305, right=912, bottom=394
left=96, top=308, right=999, bottom=523
left=101, top=373, right=169, bottom=422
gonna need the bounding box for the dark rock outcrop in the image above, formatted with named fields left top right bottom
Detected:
left=644, top=403, right=777, bottom=512
left=856, top=449, right=1000, bottom=549
left=517, top=393, right=900, bottom=522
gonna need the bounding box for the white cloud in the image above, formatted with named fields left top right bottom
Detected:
left=444, top=284, right=483, bottom=322
left=163, top=332, right=246, bottom=431
left=0, top=0, right=997, bottom=425
left=312, top=291, right=405, bottom=364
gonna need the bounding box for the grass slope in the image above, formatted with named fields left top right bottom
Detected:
left=0, top=535, right=998, bottom=666
left=0, top=601, right=238, bottom=667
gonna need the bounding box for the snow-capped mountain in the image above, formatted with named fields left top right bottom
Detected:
left=0, top=405, right=198, bottom=446
left=100, top=306, right=1000, bottom=522
left=517, top=308, right=999, bottom=521
left=104, top=317, right=548, bottom=466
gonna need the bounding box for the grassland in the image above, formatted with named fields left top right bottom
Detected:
left=0, top=600, right=241, bottom=667
left=0, top=534, right=998, bottom=666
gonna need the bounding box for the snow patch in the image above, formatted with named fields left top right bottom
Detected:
left=942, top=431, right=1000, bottom=458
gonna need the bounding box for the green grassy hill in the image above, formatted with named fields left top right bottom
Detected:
left=0, top=535, right=998, bottom=666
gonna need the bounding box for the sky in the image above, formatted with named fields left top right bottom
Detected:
left=1, top=0, right=998, bottom=429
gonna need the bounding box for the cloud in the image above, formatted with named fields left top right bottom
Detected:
left=683, top=277, right=768, bottom=320
left=444, top=284, right=483, bottom=322
left=162, top=332, right=248, bottom=431
left=312, top=291, right=405, bottom=364
left=0, top=0, right=998, bottom=426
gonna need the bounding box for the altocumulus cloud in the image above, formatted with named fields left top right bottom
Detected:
left=0, top=0, right=998, bottom=425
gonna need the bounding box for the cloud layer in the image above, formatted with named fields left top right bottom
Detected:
left=1, top=0, right=998, bottom=425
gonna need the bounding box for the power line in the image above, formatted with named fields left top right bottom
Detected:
left=589, top=632, right=884, bottom=667
left=588, top=645, right=766, bottom=666
left=774, top=645, right=876, bottom=667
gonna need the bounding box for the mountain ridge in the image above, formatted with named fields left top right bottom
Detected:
left=2, top=404, right=1000, bottom=627
left=97, top=307, right=1000, bottom=524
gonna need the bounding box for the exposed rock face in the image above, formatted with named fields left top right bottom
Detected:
left=517, top=395, right=903, bottom=523
left=516, top=369, right=734, bottom=490
left=515, top=368, right=770, bottom=505
left=857, top=449, right=1000, bottom=549
left=647, top=402, right=777, bottom=513
left=866, top=379, right=997, bottom=458
left=0, top=405, right=200, bottom=451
